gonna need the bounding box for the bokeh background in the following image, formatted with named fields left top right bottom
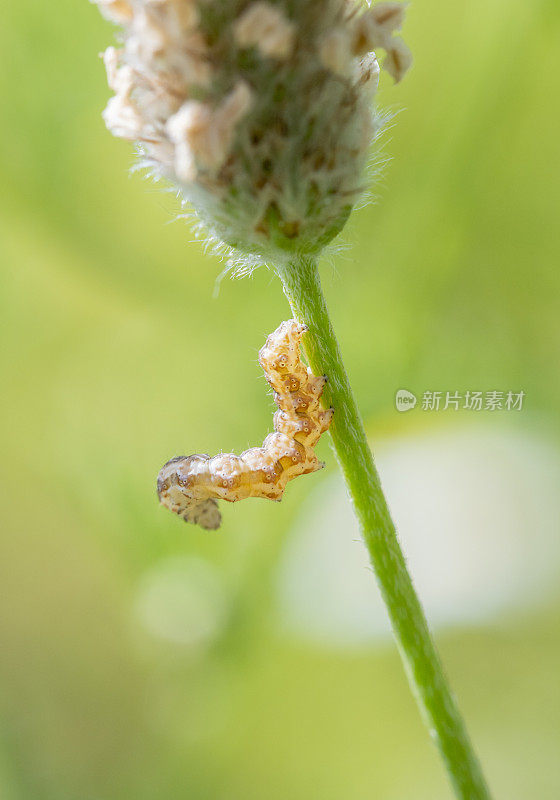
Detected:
left=1, top=0, right=559, bottom=798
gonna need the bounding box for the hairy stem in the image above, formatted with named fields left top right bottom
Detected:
left=277, top=254, right=492, bottom=800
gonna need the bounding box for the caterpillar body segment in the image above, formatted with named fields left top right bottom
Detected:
left=157, top=320, right=334, bottom=529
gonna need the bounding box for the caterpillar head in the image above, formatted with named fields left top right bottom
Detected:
left=157, top=455, right=222, bottom=530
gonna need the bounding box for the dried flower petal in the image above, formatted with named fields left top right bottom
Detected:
left=319, top=29, right=353, bottom=76
left=383, top=37, right=413, bottom=83
left=95, top=0, right=133, bottom=25
left=233, top=2, right=296, bottom=59
left=370, top=2, right=407, bottom=35
left=351, top=1, right=412, bottom=82
left=167, top=82, right=253, bottom=178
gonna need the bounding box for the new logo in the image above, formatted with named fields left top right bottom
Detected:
left=395, top=389, right=417, bottom=412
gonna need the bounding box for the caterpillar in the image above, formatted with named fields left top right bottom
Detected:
left=157, top=320, right=334, bottom=530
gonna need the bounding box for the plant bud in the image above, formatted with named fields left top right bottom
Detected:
left=92, top=0, right=411, bottom=267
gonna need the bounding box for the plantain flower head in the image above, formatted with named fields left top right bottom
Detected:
left=93, top=0, right=411, bottom=268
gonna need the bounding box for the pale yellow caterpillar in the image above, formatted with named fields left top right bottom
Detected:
left=157, top=320, right=334, bottom=530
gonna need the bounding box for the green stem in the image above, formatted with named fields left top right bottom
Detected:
left=277, top=254, right=492, bottom=800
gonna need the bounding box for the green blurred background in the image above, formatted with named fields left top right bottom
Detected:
left=1, top=0, right=559, bottom=798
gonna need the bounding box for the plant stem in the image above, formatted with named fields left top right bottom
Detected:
left=277, top=254, right=492, bottom=800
